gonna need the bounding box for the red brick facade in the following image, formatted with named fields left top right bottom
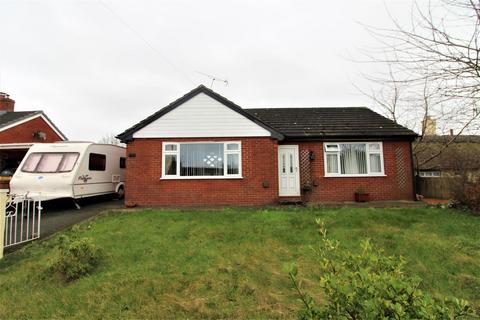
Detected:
left=0, top=93, right=15, bottom=112
left=293, top=141, right=414, bottom=202
left=125, top=137, right=279, bottom=206
left=125, top=138, right=414, bottom=206
left=0, top=116, right=64, bottom=144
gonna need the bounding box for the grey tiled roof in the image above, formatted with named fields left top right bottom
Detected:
left=245, top=107, right=417, bottom=139
left=117, top=85, right=417, bottom=142
left=0, top=111, right=67, bottom=140
left=0, top=111, right=41, bottom=129
left=415, top=135, right=480, bottom=170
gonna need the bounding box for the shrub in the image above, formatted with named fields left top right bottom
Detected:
left=451, top=174, right=480, bottom=213
left=463, top=182, right=480, bottom=212
left=285, top=219, right=476, bottom=319
left=52, top=236, right=102, bottom=281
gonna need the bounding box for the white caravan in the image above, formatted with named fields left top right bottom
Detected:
left=10, top=142, right=125, bottom=201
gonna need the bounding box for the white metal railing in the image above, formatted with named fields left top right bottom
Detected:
left=3, top=195, right=42, bottom=248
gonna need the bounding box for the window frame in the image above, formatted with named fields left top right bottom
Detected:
left=419, top=171, right=441, bottom=178
left=161, top=141, right=242, bottom=179
left=88, top=153, right=106, bottom=171
left=323, top=142, right=385, bottom=177
left=120, top=157, right=126, bottom=169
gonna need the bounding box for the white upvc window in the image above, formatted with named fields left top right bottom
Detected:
left=324, top=142, right=385, bottom=177
left=162, top=141, right=242, bottom=179
left=419, top=171, right=441, bottom=177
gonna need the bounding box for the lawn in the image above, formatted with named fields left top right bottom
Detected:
left=0, top=206, right=479, bottom=319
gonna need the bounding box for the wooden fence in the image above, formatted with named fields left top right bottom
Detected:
left=416, top=177, right=459, bottom=199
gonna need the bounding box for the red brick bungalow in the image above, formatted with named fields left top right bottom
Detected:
left=117, top=85, right=417, bottom=206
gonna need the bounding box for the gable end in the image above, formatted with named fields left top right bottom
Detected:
left=0, top=112, right=67, bottom=141
left=117, top=85, right=283, bottom=142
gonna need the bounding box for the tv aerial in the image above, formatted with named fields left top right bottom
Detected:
left=195, top=71, right=228, bottom=89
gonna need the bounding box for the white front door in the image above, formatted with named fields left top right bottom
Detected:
left=278, top=145, right=300, bottom=196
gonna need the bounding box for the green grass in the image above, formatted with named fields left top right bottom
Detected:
left=0, top=207, right=479, bottom=319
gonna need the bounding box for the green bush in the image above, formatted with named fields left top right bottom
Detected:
left=450, top=175, right=480, bottom=214
left=462, top=181, right=480, bottom=213
left=286, top=219, right=476, bottom=319
left=52, top=236, right=102, bottom=282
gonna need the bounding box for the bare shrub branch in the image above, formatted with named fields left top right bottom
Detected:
left=358, top=0, right=480, bottom=169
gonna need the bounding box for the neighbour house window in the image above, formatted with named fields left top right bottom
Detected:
left=324, top=142, right=384, bottom=176
left=21, top=152, right=79, bottom=173
left=419, top=171, right=441, bottom=177
left=162, top=142, right=242, bottom=178
left=89, top=153, right=106, bottom=171
left=120, top=157, right=126, bottom=169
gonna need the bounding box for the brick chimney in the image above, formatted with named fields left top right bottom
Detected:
left=0, top=92, right=15, bottom=112
left=422, top=116, right=436, bottom=135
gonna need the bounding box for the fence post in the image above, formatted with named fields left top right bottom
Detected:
left=0, top=189, right=8, bottom=259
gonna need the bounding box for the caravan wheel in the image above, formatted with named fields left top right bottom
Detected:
left=116, top=186, right=125, bottom=199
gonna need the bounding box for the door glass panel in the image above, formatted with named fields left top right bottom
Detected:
left=290, top=154, right=293, bottom=173
left=282, top=154, right=286, bottom=173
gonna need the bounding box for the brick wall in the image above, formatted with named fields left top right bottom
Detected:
left=0, top=116, right=64, bottom=143
left=293, top=140, right=414, bottom=202
left=125, top=137, right=279, bottom=206
left=126, top=138, right=414, bottom=206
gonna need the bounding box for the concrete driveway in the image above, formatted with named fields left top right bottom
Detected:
left=41, top=197, right=124, bottom=238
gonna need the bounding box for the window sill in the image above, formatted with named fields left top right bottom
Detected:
left=324, top=174, right=387, bottom=178
left=160, top=176, right=243, bottom=180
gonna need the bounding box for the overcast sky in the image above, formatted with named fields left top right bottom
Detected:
left=0, top=0, right=420, bottom=141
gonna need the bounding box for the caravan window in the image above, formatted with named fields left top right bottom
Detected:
left=89, top=153, right=106, bottom=171
left=22, top=153, right=79, bottom=173
left=22, top=154, right=42, bottom=172
left=58, top=153, right=79, bottom=172
left=120, top=157, right=126, bottom=169
left=36, top=154, right=64, bottom=172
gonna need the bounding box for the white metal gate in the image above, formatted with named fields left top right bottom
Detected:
left=4, top=196, right=42, bottom=248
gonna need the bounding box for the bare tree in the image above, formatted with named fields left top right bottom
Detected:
left=355, top=65, right=404, bottom=123
left=98, top=133, right=124, bottom=146
left=359, top=0, right=480, bottom=169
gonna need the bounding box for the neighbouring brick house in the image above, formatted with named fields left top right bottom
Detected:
left=413, top=135, right=480, bottom=199
left=0, top=92, right=67, bottom=181
left=117, top=85, right=417, bottom=206
left=414, top=135, right=480, bottom=179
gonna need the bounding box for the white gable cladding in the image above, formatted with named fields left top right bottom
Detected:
left=133, top=93, right=271, bottom=138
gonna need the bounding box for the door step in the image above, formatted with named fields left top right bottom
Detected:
left=279, top=197, right=304, bottom=205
